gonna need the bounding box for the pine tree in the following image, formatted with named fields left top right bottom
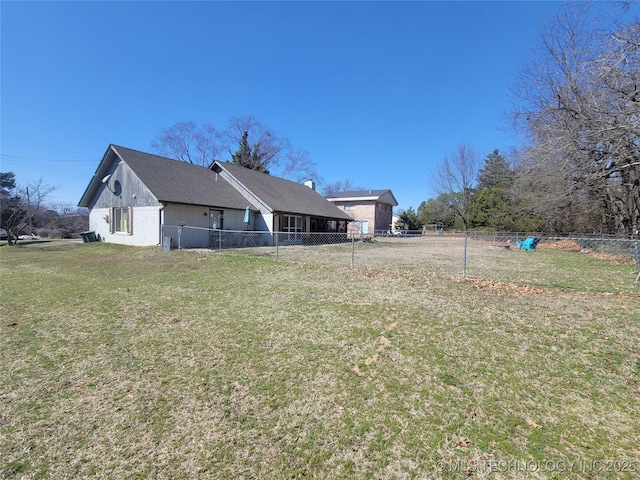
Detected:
left=477, top=150, right=513, bottom=190
left=469, top=150, right=515, bottom=230
left=230, top=130, right=269, bottom=174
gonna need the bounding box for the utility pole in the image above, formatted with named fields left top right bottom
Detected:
left=26, top=186, right=32, bottom=235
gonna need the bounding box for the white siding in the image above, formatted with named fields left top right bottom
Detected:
left=90, top=203, right=260, bottom=249
left=89, top=206, right=162, bottom=246
left=161, top=204, right=250, bottom=249
left=256, top=213, right=273, bottom=232
left=223, top=209, right=250, bottom=231
left=163, top=204, right=211, bottom=249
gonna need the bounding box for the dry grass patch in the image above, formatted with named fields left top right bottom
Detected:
left=1, top=240, right=639, bottom=479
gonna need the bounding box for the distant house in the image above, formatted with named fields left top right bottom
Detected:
left=326, top=189, right=398, bottom=236
left=78, top=145, right=353, bottom=248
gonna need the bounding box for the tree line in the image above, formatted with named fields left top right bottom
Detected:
left=151, top=115, right=322, bottom=184
left=397, top=147, right=546, bottom=232
left=152, top=115, right=364, bottom=196
left=156, top=4, right=638, bottom=237
left=400, top=3, right=639, bottom=236
left=1, top=172, right=86, bottom=245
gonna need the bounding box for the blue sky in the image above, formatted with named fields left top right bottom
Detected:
left=1, top=1, right=595, bottom=211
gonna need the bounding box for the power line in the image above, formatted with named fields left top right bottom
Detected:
left=0, top=153, right=98, bottom=163
left=0, top=156, right=90, bottom=180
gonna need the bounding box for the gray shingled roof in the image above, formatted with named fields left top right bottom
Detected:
left=112, top=145, right=251, bottom=209
left=214, top=161, right=353, bottom=220
left=80, top=145, right=353, bottom=220
left=325, top=189, right=391, bottom=199
left=325, top=189, right=398, bottom=206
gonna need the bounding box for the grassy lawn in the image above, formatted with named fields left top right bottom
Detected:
left=1, top=240, right=639, bottom=479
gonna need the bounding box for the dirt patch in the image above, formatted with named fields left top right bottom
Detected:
left=588, top=251, right=637, bottom=265
left=539, top=239, right=582, bottom=252
left=354, top=320, right=399, bottom=376
left=540, top=239, right=637, bottom=265
left=460, top=277, right=640, bottom=300
left=460, top=278, right=549, bottom=295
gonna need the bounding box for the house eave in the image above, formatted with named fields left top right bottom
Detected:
left=327, top=196, right=380, bottom=202
left=78, top=144, right=118, bottom=207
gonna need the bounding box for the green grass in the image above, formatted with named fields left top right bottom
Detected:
left=1, top=240, right=639, bottom=479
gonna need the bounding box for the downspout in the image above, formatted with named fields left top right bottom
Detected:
left=159, top=204, right=165, bottom=245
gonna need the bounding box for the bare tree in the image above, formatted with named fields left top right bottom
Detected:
left=151, top=121, right=222, bottom=167
left=279, top=145, right=323, bottom=184
left=153, top=115, right=321, bottom=182
left=0, top=175, right=58, bottom=245
left=430, top=141, right=480, bottom=228
left=321, top=179, right=364, bottom=197
left=511, top=3, right=640, bottom=235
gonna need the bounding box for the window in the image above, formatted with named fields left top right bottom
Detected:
left=111, top=207, right=132, bottom=234
left=283, top=215, right=302, bottom=240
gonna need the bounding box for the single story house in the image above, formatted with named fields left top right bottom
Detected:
left=78, top=144, right=353, bottom=248
left=326, top=189, right=398, bottom=236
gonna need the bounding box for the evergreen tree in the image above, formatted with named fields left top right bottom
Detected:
left=230, top=130, right=270, bottom=174
left=469, top=150, right=516, bottom=230
left=476, top=150, right=513, bottom=190
left=397, top=207, right=422, bottom=231
left=418, top=196, right=457, bottom=228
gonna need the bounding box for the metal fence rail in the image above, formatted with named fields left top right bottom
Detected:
left=160, top=225, right=640, bottom=284
left=467, top=232, right=640, bottom=262
left=161, top=226, right=356, bottom=250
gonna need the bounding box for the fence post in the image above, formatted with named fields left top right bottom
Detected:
left=178, top=225, right=182, bottom=250
left=275, top=231, right=279, bottom=261
left=218, top=229, right=222, bottom=253
left=462, top=230, right=468, bottom=278
left=635, top=241, right=640, bottom=284
left=351, top=237, right=355, bottom=269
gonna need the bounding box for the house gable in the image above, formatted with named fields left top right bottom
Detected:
left=212, top=161, right=353, bottom=221
left=87, top=158, right=160, bottom=210
left=79, top=145, right=254, bottom=211
left=326, top=189, right=398, bottom=234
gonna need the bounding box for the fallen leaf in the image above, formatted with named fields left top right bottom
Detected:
left=526, top=418, right=542, bottom=429
left=455, top=437, right=471, bottom=448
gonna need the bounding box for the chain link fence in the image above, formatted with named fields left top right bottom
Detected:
left=161, top=226, right=367, bottom=266
left=160, top=225, right=640, bottom=286
left=468, top=231, right=640, bottom=262
left=463, top=232, right=640, bottom=286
